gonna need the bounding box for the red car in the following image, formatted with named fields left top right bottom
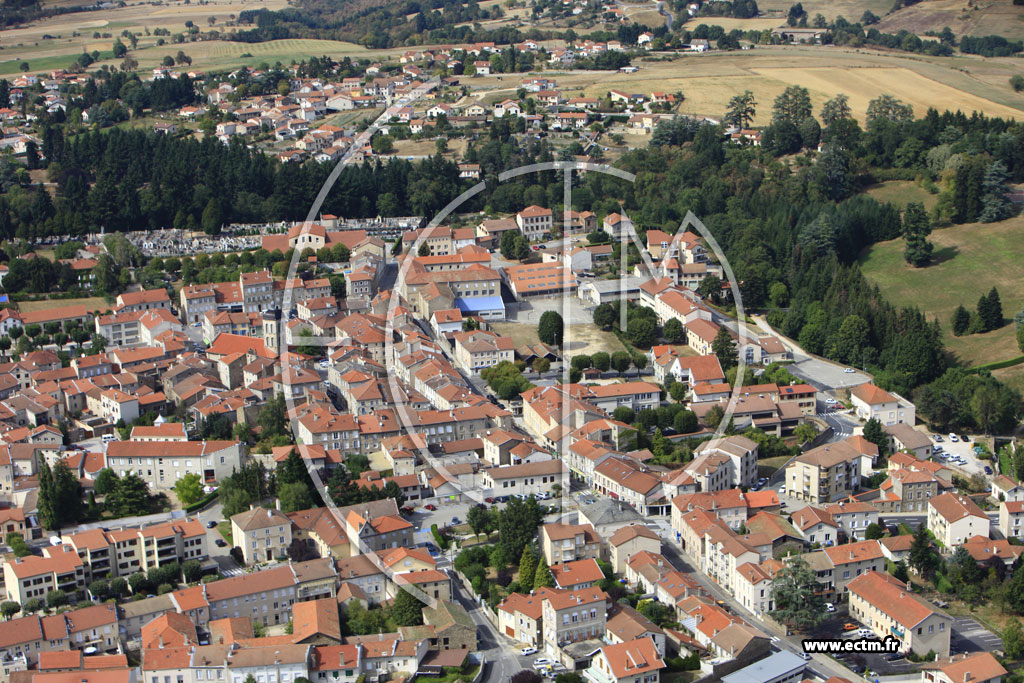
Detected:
left=485, top=497, right=495, bottom=504
left=424, top=504, right=437, bottom=511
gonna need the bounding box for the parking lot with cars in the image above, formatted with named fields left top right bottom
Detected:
left=930, top=433, right=990, bottom=477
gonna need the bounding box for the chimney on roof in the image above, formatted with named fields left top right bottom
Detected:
left=964, top=674, right=972, bottom=683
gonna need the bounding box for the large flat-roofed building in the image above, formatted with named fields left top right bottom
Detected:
left=503, top=262, right=578, bottom=299
left=720, top=650, right=806, bottom=683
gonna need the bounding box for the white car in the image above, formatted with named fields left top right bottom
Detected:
left=949, top=433, right=959, bottom=442
left=534, top=658, right=553, bottom=667
left=825, top=602, right=836, bottom=613
left=799, top=652, right=811, bottom=661
left=858, top=629, right=874, bottom=639
left=778, top=485, right=787, bottom=494
left=844, top=368, right=855, bottom=373
left=520, top=647, right=537, bottom=656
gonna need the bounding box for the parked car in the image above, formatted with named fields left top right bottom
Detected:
left=825, top=602, right=836, bottom=613
left=424, top=504, right=437, bottom=511
left=215, top=539, right=227, bottom=547
left=485, top=497, right=495, bottom=504
left=949, top=433, right=959, bottom=442
left=205, top=520, right=217, bottom=529
left=533, top=658, right=553, bottom=667
left=799, top=652, right=811, bottom=661
left=844, top=368, right=855, bottom=373
left=985, top=466, right=993, bottom=475
left=885, top=652, right=905, bottom=661
left=842, top=623, right=858, bottom=631
left=934, top=434, right=943, bottom=442
left=520, top=647, right=537, bottom=656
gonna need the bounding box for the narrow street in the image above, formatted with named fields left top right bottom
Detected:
left=655, top=530, right=865, bottom=682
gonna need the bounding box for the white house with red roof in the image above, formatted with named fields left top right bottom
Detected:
left=586, top=637, right=665, bottom=683
left=850, top=382, right=916, bottom=426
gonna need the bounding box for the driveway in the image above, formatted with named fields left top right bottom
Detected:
left=951, top=617, right=1003, bottom=655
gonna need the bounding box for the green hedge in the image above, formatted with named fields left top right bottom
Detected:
left=184, top=490, right=219, bottom=513
left=971, top=355, right=1024, bottom=373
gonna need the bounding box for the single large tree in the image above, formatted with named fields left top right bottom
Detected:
left=771, top=85, right=812, bottom=126
left=663, top=318, right=685, bottom=344
left=951, top=305, right=971, bottom=336
left=533, top=558, right=554, bottom=589
left=820, top=94, right=852, bottom=127
left=712, top=326, right=737, bottom=369
left=538, top=311, right=564, bottom=346
left=769, top=556, right=826, bottom=630
left=389, top=587, right=424, bottom=626
left=724, top=90, right=756, bottom=129
left=909, top=524, right=939, bottom=578
left=518, top=546, right=538, bottom=592
left=902, top=202, right=933, bottom=267
left=862, top=418, right=888, bottom=456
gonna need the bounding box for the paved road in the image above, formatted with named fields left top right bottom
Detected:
left=749, top=315, right=871, bottom=392
left=451, top=569, right=529, bottom=682
left=655, top=528, right=862, bottom=681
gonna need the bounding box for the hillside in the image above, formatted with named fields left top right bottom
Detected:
left=876, top=0, right=1024, bottom=41
left=858, top=212, right=1024, bottom=390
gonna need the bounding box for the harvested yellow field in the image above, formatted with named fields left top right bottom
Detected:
left=544, top=48, right=1024, bottom=124
left=679, top=17, right=783, bottom=32
left=747, top=66, right=1024, bottom=124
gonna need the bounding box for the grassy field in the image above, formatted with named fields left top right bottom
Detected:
left=878, top=0, right=1024, bottom=40
left=858, top=215, right=1024, bottom=379
left=0, top=0, right=402, bottom=79
left=18, top=296, right=109, bottom=312
left=865, top=181, right=940, bottom=211
left=463, top=46, right=1024, bottom=125
left=755, top=0, right=894, bottom=22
